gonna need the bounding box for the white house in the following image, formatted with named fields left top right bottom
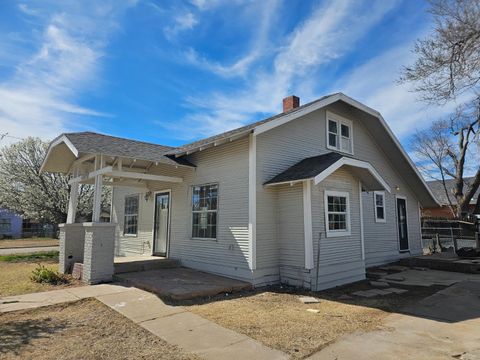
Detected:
left=41, top=93, right=438, bottom=289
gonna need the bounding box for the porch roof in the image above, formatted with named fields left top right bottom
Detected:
left=41, top=132, right=195, bottom=174
left=264, top=152, right=391, bottom=192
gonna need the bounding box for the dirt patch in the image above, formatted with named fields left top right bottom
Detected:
left=0, top=298, right=199, bottom=360
left=0, top=261, right=79, bottom=297
left=183, top=281, right=443, bottom=359
left=0, top=238, right=58, bottom=249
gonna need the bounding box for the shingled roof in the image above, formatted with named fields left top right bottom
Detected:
left=166, top=93, right=336, bottom=156
left=264, top=152, right=343, bottom=185
left=427, top=178, right=480, bottom=206
left=57, top=132, right=194, bottom=167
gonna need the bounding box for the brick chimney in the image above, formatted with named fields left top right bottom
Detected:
left=283, top=95, right=300, bottom=112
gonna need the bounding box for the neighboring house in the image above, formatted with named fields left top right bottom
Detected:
left=41, top=93, right=438, bottom=289
left=423, top=178, right=480, bottom=219
left=0, top=208, right=22, bottom=239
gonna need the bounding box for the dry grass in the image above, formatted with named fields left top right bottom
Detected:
left=0, top=299, right=200, bottom=360
left=0, top=260, right=78, bottom=297
left=0, top=238, right=58, bottom=249
left=185, top=282, right=442, bottom=359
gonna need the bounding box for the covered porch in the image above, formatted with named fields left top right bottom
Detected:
left=41, top=132, right=195, bottom=284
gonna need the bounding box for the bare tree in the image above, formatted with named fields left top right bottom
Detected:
left=401, top=0, right=480, bottom=218
left=412, top=101, right=479, bottom=218
left=0, top=137, right=110, bottom=224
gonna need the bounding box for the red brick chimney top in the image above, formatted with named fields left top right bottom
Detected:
left=282, top=95, right=300, bottom=112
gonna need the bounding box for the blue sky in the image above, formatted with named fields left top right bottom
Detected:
left=0, top=0, right=459, bottom=148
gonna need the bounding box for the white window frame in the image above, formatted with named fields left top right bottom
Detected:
left=326, top=111, right=354, bottom=155
left=123, top=194, right=139, bottom=237
left=191, top=183, right=219, bottom=240
left=324, top=190, right=351, bottom=237
left=374, top=191, right=386, bottom=223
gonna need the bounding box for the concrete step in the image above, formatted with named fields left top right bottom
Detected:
left=114, top=258, right=180, bottom=274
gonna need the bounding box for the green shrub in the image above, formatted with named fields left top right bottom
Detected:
left=30, top=264, right=68, bottom=285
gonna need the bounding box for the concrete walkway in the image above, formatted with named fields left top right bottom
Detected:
left=308, top=281, right=480, bottom=360
left=0, top=246, right=59, bottom=255
left=0, top=284, right=287, bottom=360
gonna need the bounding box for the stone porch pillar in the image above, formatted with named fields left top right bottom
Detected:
left=82, top=222, right=116, bottom=284
left=58, top=223, right=85, bottom=274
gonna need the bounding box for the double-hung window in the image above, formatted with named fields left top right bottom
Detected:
left=326, top=112, right=353, bottom=154
left=324, top=191, right=351, bottom=237
left=0, top=218, right=11, bottom=233
left=374, top=191, right=386, bottom=223
left=124, top=195, right=139, bottom=236
left=192, top=183, right=218, bottom=239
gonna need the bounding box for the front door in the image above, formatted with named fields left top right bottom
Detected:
left=396, top=197, right=409, bottom=251
left=153, top=192, right=170, bottom=256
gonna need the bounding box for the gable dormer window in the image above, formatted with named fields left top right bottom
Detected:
left=326, top=111, right=353, bottom=155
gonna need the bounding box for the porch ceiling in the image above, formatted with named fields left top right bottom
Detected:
left=264, top=152, right=390, bottom=192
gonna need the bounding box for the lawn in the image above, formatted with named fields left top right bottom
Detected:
left=0, top=298, right=200, bottom=360
left=0, top=252, right=79, bottom=297
left=184, top=282, right=442, bottom=359
left=0, top=237, right=59, bottom=249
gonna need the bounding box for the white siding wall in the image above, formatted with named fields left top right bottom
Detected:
left=255, top=101, right=422, bottom=285
left=112, top=137, right=252, bottom=281
left=311, top=169, right=365, bottom=290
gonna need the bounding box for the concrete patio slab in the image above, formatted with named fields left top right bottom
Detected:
left=114, top=267, right=252, bottom=300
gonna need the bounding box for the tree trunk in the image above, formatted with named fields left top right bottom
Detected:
left=474, top=194, right=480, bottom=215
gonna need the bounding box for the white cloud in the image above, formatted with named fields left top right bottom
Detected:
left=330, top=44, right=466, bottom=140
left=0, top=1, right=135, bottom=145
left=167, top=0, right=399, bottom=138
left=164, top=11, right=198, bottom=40
left=183, top=1, right=278, bottom=78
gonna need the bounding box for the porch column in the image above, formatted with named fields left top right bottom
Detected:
left=82, top=222, right=116, bottom=284
left=66, top=181, right=79, bottom=224
left=58, top=223, right=85, bottom=274
left=92, top=174, right=103, bottom=222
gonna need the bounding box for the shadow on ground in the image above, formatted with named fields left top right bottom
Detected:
left=0, top=317, right=67, bottom=355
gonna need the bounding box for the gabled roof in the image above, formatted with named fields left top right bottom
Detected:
left=42, top=132, right=194, bottom=173
left=427, top=178, right=480, bottom=206
left=264, top=152, right=391, bottom=192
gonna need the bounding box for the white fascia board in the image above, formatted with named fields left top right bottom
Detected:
left=40, top=135, right=79, bottom=173
left=314, top=157, right=391, bottom=193
left=107, top=170, right=183, bottom=183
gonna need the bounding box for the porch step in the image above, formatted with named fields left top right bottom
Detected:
left=114, top=258, right=180, bottom=274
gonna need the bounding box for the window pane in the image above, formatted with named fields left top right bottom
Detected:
left=328, top=120, right=337, bottom=133
left=124, top=195, right=139, bottom=235
left=328, top=133, right=338, bottom=148
left=341, top=138, right=352, bottom=153
left=341, top=124, right=349, bottom=138
left=192, top=184, right=218, bottom=238
left=376, top=206, right=385, bottom=219
left=375, top=194, right=383, bottom=206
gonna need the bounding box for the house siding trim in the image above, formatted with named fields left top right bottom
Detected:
left=248, top=133, right=257, bottom=270
left=303, top=180, right=314, bottom=269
